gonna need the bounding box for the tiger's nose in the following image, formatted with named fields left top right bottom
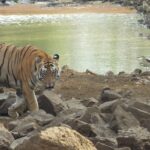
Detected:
left=46, top=83, right=55, bottom=89
left=56, top=72, right=60, bottom=80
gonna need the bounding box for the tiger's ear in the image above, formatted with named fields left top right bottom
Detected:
left=53, top=54, right=59, bottom=61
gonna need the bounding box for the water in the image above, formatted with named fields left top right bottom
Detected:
left=0, top=13, right=150, bottom=74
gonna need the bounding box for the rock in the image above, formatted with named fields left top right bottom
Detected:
left=29, top=109, right=54, bottom=126
left=13, top=126, right=97, bottom=150
left=115, top=147, right=131, bottom=150
left=81, top=97, right=99, bottom=107
left=66, top=119, right=97, bottom=137
left=90, top=136, right=117, bottom=150
left=110, top=106, right=140, bottom=132
left=50, top=108, right=86, bottom=127
left=106, top=71, right=114, bottom=77
left=118, top=71, right=127, bottom=77
left=100, top=88, right=122, bottom=103
left=11, top=122, right=38, bottom=139
left=79, top=107, right=116, bottom=137
left=8, top=110, right=54, bottom=138
left=0, top=123, right=14, bottom=149
left=127, top=102, right=150, bottom=131
left=128, top=105, right=150, bottom=121
left=99, top=99, right=121, bottom=113
left=132, top=68, right=142, bottom=75
left=100, top=113, right=113, bottom=123
left=141, top=71, right=150, bottom=76
left=38, top=90, right=66, bottom=116
left=64, top=98, right=86, bottom=110
left=0, top=91, right=27, bottom=117
left=117, top=127, right=150, bottom=150
left=132, top=101, right=150, bottom=113
left=96, top=142, right=114, bottom=150
left=10, top=136, right=30, bottom=150
left=0, top=98, right=16, bottom=116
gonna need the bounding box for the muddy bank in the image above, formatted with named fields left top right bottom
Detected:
left=0, top=2, right=135, bottom=15
left=0, top=67, right=150, bottom=150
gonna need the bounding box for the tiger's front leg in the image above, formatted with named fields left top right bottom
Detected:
left=22, top=85, right=39, bottom=112
left=8, top=89, right=26, bottom=118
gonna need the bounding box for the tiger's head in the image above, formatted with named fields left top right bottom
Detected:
left=32, top=53, right=60, bottom=90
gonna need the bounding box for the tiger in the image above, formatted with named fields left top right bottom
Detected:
left=0, top=43, right=60, bottom=118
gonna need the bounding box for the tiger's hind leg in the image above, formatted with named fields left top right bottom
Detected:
left=8, top=89, right=26, bottom=118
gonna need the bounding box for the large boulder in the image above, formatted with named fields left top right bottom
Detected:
left=12, top=126, right=97, bottom=150
left=38, top=90, right=66, bottom=116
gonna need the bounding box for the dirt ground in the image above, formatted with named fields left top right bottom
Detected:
left=0, top=3, right=136, bottom=15
left=54, top=67, right=150, bottom=102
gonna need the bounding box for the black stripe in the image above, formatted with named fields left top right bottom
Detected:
left=31, top=79, right=36, bottom=87
left=28, top=49, right=37, bottom=57
left=8, top=46, right=16, bottom=75
left=6, top=75, right=10, bottom=87
left=14, top=48, right=20, bottom=65
left=18, top=46, right=27, bottom=60
left=12, top=69, right=18, bottom=86
left=0, top=45, right=11, bottom=76
left=21, top=45, right=32, bottom=60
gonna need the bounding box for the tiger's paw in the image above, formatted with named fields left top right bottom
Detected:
left=8, top=107, right=19, bottom=119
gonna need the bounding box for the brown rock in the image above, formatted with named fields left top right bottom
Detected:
left=13, top=127, right=97, bottom=150
left=0, top=123, right=14, bottom=149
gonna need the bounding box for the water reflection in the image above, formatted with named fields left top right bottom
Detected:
left=0, top=13, right=150, bottom=74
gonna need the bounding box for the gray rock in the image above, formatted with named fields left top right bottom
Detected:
left=8, top=110, right=54, bottom=138
left=115, top=147, right=131, bottom=150
left=66, top=119, right=97, bottom=137
left=132, top=68, right=142, bottom=75
left=128, top=105, right=150, bottom=121
left=38, top=90, right=66, bottom=116
left=64, top=98, right=86, bottom=110
left=81, top=98, right=99, bottom=107
left=50, top=108, right=86, bottom=127
left=99, top=99, right=121, bottom=113
left=90, top=136, right=117, bottom=150
left=110, top=106, right=140, bottom=132
left=117, top=127, right=150, bottom=150
left=10, top=136, right=30, bottom=150
left=96, top=142, right=114, bottom=150
left=101, top=88, right=122, bottom=103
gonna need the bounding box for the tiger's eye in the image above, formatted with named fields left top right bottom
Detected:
left=50, top=64, right=54, bottom=67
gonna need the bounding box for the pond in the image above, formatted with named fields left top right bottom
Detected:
left=0, top=13, right=150, bottom=74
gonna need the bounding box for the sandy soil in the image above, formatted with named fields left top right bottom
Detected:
left=55, top=68, right=150, bottom=102
left=0, top=3, right=136, bottom=15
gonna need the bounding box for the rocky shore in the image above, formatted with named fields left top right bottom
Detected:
left=102, top=0, right=150, bottom=28
left=0, top=66, right=150, bottom=150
